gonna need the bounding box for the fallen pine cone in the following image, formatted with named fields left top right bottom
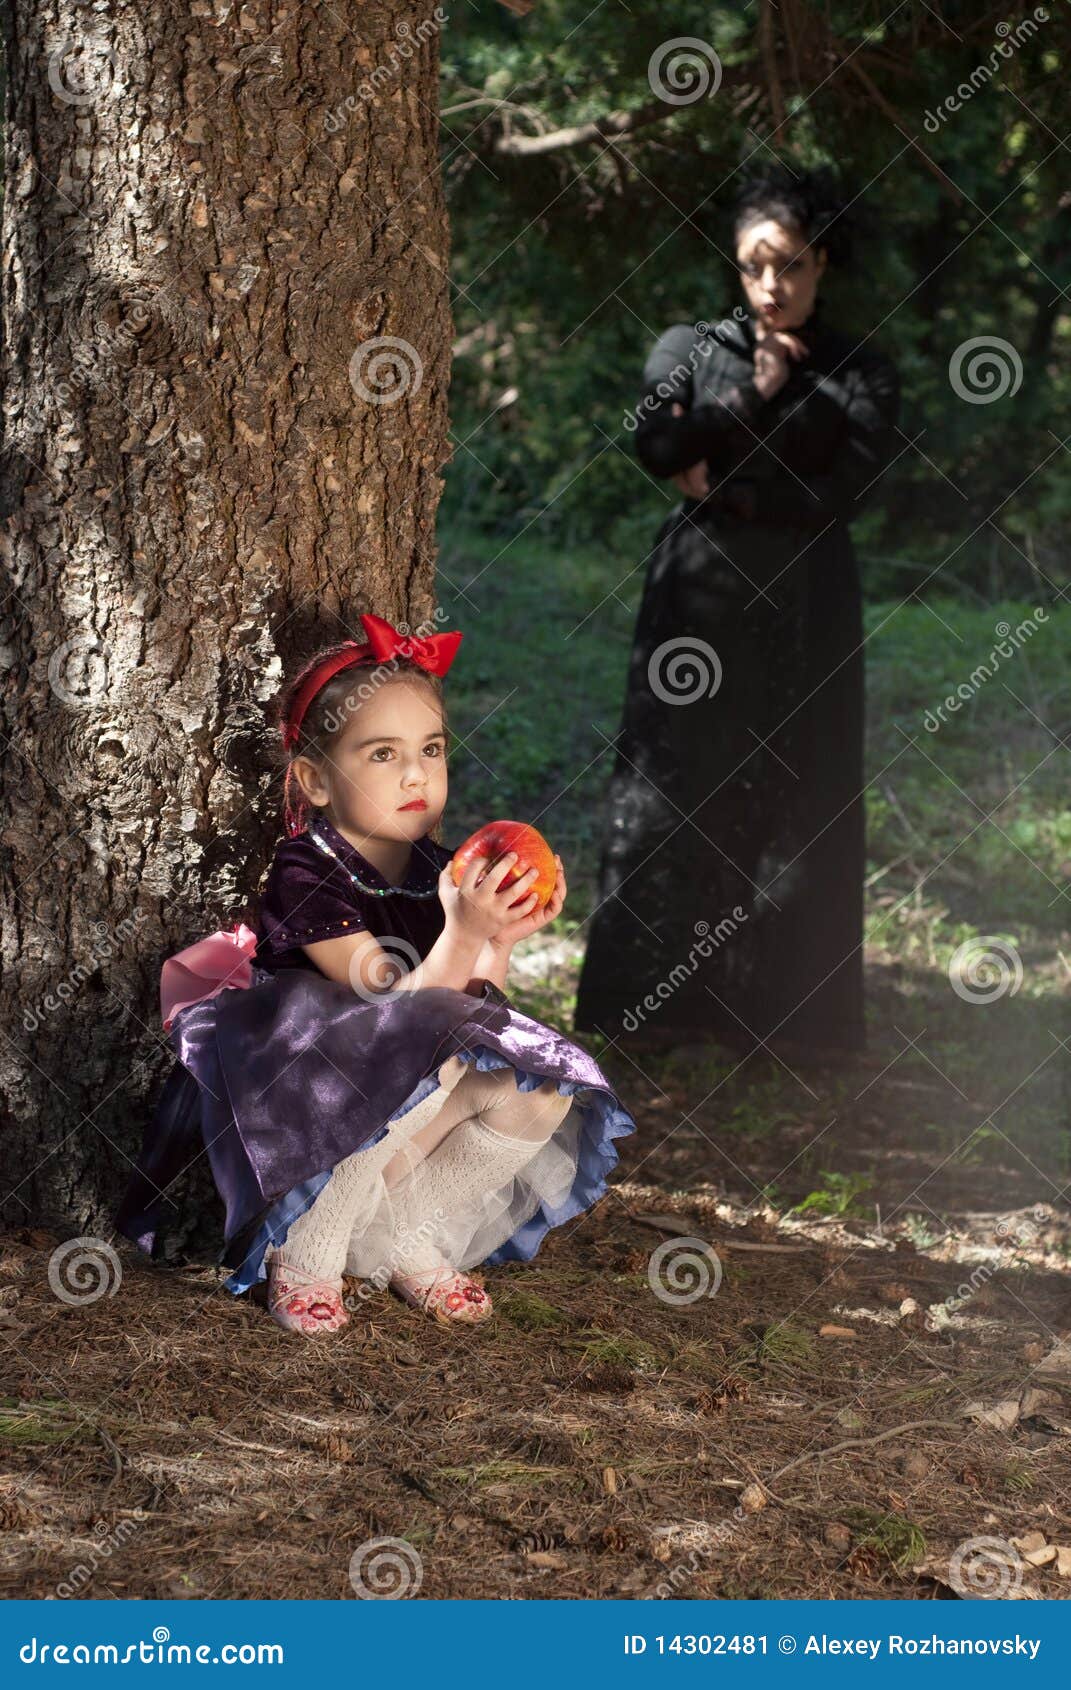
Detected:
left=0, top=1495, right=40, bottom=1530
left=318, top=1434, right=354, bottom=1463
left=845, top=1545, right=881, bottom=1579
left=514, top=1528, right=565, bottom=1554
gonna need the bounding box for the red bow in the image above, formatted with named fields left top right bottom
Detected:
left=283, top=612, right=462, bottom=752
left=360, top=612, right=462, bottom=677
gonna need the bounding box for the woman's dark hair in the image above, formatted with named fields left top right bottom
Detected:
left=730, top=162, right=857, bottom=270
left=276, top=646, right=448, bottom=841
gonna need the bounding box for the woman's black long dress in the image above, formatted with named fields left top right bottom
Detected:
left=574, top=299, right=900, bottom=1053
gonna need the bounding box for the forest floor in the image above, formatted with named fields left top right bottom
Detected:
left=1, top=547, right=1070, bottom=1600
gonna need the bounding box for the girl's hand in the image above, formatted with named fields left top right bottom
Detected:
left=488, top=853, right=567, bottom=950
left=669, top=402, right=710, bottom=499
left=438, top=852, right=542, bottom=945
left=752, top=326, right=809, bottom=399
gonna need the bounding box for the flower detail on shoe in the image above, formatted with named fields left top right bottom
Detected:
left=390, top=1265, right=493, bottom=1325
left=267, top=1258, right=350, bottom=1337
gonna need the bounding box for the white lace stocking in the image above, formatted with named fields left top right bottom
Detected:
left=270, top=1130, right=397, bottom=1283
left=388, top=1072, right=574, bottom=1275
left=273, top=1064, right=575, bottom=1287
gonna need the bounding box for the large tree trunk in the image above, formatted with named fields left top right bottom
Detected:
left=0, top=1, right=452, bottom=1247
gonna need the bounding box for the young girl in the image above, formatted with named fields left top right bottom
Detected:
left=115, top=612, right=637, bottom=1335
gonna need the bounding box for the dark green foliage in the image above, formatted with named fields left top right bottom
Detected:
left=441, top=3, right=1070, bottom=595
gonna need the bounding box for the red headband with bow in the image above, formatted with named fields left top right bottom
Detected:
left=281, top=612, right=462, bottom=837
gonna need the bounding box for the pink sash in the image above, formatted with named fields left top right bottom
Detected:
left=160, top=923, right=259, bottom=1031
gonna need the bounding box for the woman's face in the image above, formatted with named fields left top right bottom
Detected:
left=736, top=217, right=827, bottom=332
left=294, top=676, right=448, bottom=844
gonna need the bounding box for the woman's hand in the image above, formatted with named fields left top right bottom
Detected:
left=752, top=325, right=809, bottom=400
left=438, top=852, right=542, bottom=945
left=669, top=402, right=710, bottom=499
left=487, top=853, right=567, bottom=951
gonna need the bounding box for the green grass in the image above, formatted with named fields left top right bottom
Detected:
left=0, top=1398, right=86, bottom=1445
left=439, top=526, right=1071, bottom=984
left=437, top=528, right=1071, bottom=1191
left=846, top=1507, right=927, bottom=1569
left=1003, top=1461, right=1037, bottom=1494
left=865, top=597, right=1071, bottom=941
left=790, top=1171, right=876, bottom=1219
left=731, top=1322, right=818, bottom=1375
left=497, top=1288, right=575, bottom=1332
left=566, top=1328, right=666, bottom=1372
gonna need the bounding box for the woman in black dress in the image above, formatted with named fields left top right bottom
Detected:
left=574, top=167, right=901, bottom=1056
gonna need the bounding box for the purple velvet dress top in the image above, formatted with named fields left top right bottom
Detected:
left=115, top=816, right=638, bottom=1292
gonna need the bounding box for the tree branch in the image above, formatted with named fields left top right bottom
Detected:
left=844, top=57, right=963, bottom=205
left=493, top=98, right=699, bottom=157
left=477, top=0, right=1035, bottom=204
left=759, top=0, right=786, bottom=132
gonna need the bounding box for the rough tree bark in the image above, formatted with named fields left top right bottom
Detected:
left=0, top=1, right=453, bottom=1245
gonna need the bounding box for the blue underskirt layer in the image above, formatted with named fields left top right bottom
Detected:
left=223, top=1042, right=634, bottom=1293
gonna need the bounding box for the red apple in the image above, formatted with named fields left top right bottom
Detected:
left=450, top=820, right=557, bottom=911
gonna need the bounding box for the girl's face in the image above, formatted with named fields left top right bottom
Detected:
left=293, top=676, right=448, bottom=843
left=736, top=217, right=827, bottom=333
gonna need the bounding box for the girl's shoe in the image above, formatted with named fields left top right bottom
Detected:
left=389, top=1264, right=493, bottom=1326
left=267, top=1257, right=350, bottom=1336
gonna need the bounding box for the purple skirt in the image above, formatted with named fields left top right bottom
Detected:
left=115, top=966, right=637, bottom=1294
